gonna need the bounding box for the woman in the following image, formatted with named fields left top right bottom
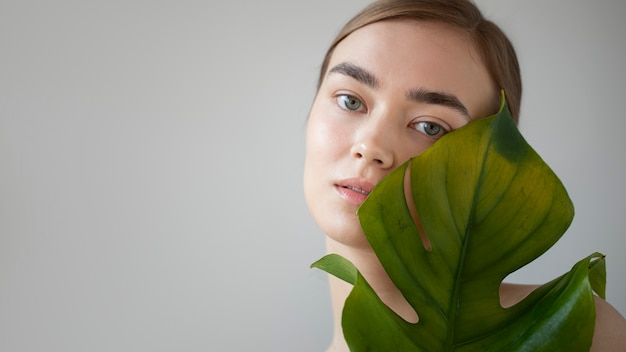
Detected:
left=303, top=0, right=626, bottom=350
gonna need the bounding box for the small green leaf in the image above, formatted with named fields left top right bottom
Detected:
left=311, top=254, right=358, bottom=285
left=588, top=252, right=606, bottom=299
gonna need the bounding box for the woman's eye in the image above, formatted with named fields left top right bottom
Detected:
left=414, top=121, right=447, bottom=137
left=337, top=94, right=363, bottom=111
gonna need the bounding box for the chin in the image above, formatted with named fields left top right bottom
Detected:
left=319, top=215, right=372, bottom=250
left=305, top=181, right=372, bottom=250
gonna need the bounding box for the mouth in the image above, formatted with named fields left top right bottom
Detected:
left=340, top=185, right=370, bottom=195
left=334, top=179, right=376, bottom=206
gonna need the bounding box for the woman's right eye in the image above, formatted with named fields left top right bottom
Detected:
left=337, top=94, right=363, bottom=111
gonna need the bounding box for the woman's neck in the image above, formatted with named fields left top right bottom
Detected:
left=325, top=237, right=418, bottom=352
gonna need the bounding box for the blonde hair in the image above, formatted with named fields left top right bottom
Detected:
left=317, top=0, right=522, bottom=123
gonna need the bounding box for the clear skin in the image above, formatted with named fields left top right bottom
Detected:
left=303, top=20, right=626, bottom=352
left=304, top=20, right=496, bottom=251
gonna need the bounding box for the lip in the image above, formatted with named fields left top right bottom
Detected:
left=334, top=178, right=376, bottom=206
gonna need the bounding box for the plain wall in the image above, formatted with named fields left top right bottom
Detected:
left=0, top=0, right=624, bottom=351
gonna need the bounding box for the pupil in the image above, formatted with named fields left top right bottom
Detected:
left=426, top=123, right=440, bottom=135
left=343, top=96, right=360, bottom=110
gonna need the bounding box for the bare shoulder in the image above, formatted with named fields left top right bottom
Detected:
left=591, top=296, right=626, bottom=351
left=501, top=283, right=626, bottom=350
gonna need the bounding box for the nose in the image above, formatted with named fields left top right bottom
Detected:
left=350, top=126, right=395, bottom=169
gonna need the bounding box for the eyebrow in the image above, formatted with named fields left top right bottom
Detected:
left=328, top=62, right=470, bottom=119
left=406, top=88, right=470, bottom=119
left=328, top=62, right=379, bottom=89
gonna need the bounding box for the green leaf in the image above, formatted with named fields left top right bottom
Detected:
left=314, top=94, right=605, bottom=351
left=311, top=254, right=358, bottom=285
left=588, top=252, right=606, bottom=299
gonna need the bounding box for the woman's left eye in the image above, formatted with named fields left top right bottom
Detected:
left=337, top=94, right=363, bottom=111
left=413, top=121, right=447, bottom=137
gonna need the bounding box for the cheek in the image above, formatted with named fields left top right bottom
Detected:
left=303, top=105, right=351, bottom=204
left=394, top=137, right=433, bottom=166
left=305, top=106, right=351, bottom=165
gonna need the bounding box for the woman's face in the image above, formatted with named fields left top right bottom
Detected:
left=304, top=20, right=497, bottom=248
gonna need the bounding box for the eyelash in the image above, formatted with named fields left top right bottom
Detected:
left=411, top=121, right=449, bottom=138
left=336, top=94, right=365, bottom=112
left=335, top=93, right=450, bottom=138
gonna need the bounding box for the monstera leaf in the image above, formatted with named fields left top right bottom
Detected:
left=312, top=93, right=606, bottom=351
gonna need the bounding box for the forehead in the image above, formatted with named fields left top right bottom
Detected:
left=326, top=20, right=496, bottom=119
left=329, top=20, right=485, bottom=83
left=336, top=19, right=478, bottom=57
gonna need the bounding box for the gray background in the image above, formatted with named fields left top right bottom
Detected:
left=1, top=0, right=624, bottom=351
